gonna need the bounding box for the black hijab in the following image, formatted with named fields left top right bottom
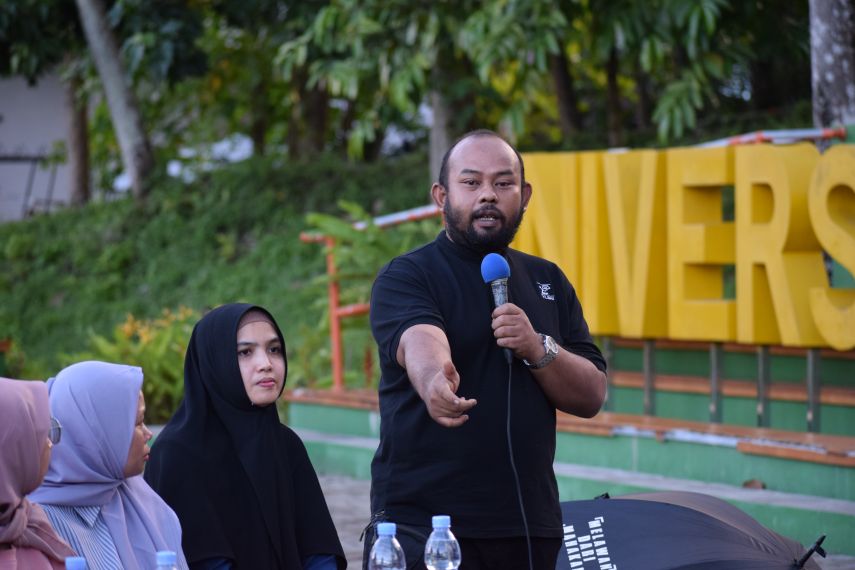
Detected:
left=145, top=303, right=345, bottom=569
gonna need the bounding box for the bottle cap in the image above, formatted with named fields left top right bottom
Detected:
left=432, top=515, right=451, bottom=528
left=65, top=557, right=87, bottom=570
left=156, top=551, right=177, bottom=565
left=376, top=522, right=397, bottom=536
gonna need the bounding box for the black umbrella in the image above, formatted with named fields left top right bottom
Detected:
left=557, top=491, right=824, bottom=570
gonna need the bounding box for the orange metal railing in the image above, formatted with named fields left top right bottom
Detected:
left=300, top=204, right=441, bottom=390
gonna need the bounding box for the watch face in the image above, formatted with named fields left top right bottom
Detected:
left=545, top=335, right=559, bottom=354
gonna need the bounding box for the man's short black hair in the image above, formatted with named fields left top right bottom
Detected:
left=437, top=129, right=526, bottom=190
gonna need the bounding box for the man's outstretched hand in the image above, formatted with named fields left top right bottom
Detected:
left=422, top=360, right=477, bottom=428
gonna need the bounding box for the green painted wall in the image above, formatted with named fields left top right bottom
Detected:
left=304, top=440, right=375, bottom=480
left=553, top=432, right=854, bottom=500
left=287, top=402, right=380, bottom=437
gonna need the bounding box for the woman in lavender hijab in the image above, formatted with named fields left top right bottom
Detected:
left=0, top=377, right=75, bottom=569
left=30, top=361, right=188, bottom=570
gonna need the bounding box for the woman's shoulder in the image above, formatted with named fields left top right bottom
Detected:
left=277, top=423, right=319, bottom=462
left=276, top=423, right=305, bottom=447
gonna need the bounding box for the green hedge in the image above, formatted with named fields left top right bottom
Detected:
left=1, top=152, right=432, bottom=383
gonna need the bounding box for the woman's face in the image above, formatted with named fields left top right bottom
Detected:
left=123, top=391, right=153, bottom=477
left=237, top=321, right=286, bottom=406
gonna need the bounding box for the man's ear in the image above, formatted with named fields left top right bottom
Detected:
left=521, top=182, right=533, bottom=211
left=431, top=183, right=447, bottom=208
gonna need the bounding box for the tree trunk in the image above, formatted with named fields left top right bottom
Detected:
left=287, top=100, right=301, bottom=160
left=362, top=125, right=385, bottom=162
left=64, top=68, right=90, bottom=206
left=549, top=51, right=582, bottom=142
left=305, top=86, right=329, bottom=154
left=339, top=100, right=356, bottom=154
left=429, top=88, right=452, bottom=184
left=606, top=47, right=623, bottom=147
left=750, top=59, right=776, bottom=111
left=633, top=64, right=651, bottom=130
left=249, top=76, right=268, bottom=156
left=74, top=0, right=153, bottom=199
left=809, top=0, right=855, bottom=128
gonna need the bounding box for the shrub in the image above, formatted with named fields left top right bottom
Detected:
left=0, top=151, right=431, bottom=387
left=63, top=307, right=198, bottom=423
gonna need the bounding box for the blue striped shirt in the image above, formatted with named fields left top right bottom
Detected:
left=41, top=504, right=123, bottom=570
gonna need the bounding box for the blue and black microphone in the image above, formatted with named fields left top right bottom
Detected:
left=481, top=253, right=513, bottom=364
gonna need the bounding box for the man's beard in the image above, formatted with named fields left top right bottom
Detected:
left=443, top=200, right=525, bottom=254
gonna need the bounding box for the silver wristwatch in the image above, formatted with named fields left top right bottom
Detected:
left=523, top=334, right=559, bottom=369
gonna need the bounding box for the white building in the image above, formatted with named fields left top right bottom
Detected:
left=0, top=73, right=72, bottom=222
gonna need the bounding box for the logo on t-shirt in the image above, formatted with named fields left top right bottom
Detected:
left=537, top=282, right=555, bottom=300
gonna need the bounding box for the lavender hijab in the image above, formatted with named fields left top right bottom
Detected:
left=29, top=361, right=184, bottom=570
left=0, top=378, right=75, bottom=566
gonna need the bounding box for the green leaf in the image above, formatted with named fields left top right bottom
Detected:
left=687, top=10, right=700, bottom=59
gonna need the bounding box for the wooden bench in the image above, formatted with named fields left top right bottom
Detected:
left=610, top=371, right=855, bottom=406
left=612, top=337, right=855, bottom=360
left=287, top=387, right=378, bottom=411
left=556, top=411, right=855, bottom=467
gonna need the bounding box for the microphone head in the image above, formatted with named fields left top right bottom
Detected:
left=481, top=253, right=510, bottom=283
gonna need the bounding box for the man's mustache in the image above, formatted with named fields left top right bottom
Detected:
left=471, top=207, right=505, bottom=222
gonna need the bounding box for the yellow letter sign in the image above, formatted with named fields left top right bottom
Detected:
left=514, top=153, right=582, bottom=286
left=603, top=150, right=668, bottom=338
left=580, top=152, right=619, bottom=335
left=735, top=144, right=826, bottom=346
left=667, top=147, right=736, bottom=341
left=809, top=145, right=855, bottom=351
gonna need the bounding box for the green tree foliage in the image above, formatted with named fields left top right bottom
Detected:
left=276, top=0, right=446, bottom=157
left=276, top=0, right=570, bottom=155
left=269, top=0, right=811, bottom=152
left=0, top=0, right=79, bottom=81
left=3, top=1, right=815, bottom=188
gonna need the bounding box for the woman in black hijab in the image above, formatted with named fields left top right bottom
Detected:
left=145, top=304, right=345, bottom=569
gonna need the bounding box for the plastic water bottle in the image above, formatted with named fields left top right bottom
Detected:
left=155, top=550, right=178, bottom=570
left=368, top=522, right=406, bottom=570
left=64, top=557, right=87, bottom=570
left=424, top=515, right=461, bottom=570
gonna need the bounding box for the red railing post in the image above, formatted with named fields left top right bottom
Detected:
left=325, top=235, right=345, bottom=391
left=301, top=204, right=442, bottom=392
left=363, top=346, right=373, bottom=387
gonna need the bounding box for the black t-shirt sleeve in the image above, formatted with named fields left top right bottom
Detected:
left=557, top=271, right=607, bottom=374
left=370, top=257, right=445, bottom=367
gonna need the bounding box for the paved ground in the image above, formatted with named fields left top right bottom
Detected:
left=320, top=474, right=371, bottom=567
left=318, top=474, right=855, bottom=570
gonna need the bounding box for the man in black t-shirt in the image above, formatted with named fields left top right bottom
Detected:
left=365, top=130, right=606, bottom=570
